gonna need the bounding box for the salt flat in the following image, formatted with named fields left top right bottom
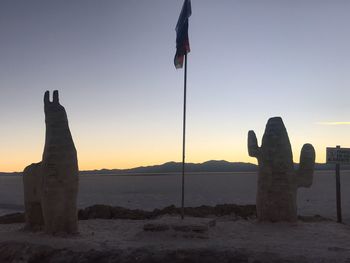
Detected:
left=0, top=171, right=349, bottom=223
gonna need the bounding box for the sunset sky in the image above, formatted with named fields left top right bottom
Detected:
left=1, top=0, right=350, bottom=172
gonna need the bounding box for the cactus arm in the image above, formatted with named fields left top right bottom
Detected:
left=297, top=143, right=315, bottom=188
left=248, top=130, right=260, bottom=158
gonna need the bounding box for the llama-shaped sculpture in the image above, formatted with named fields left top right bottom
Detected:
left=23, top=90, right=79, bottom=234
left=248, top=117, right=315, bottom=222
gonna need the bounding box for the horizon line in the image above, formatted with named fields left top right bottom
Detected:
left=0, top=159, right=333, bottom=174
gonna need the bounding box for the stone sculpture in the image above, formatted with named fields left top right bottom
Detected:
left=23, top=90, right=79, bottom=234
left=23, top=162, right=44, bottom=230
left=248, top=117, right=315, bottom=222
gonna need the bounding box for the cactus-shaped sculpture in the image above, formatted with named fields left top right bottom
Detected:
left=23, top=90, right=79, bottom=234
left=248, top=117, right=315, bottom=222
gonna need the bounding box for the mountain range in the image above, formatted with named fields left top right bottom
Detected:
left=0, top=160, right=346, bottom=176
left=80, top=160, right=343, bottom=175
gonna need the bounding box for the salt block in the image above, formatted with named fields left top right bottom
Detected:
left=143, top=216, right=216, bottom=234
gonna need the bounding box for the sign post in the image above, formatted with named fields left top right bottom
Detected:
left=335, top=153, right=341, bottom=223
left=326, top=146, right=350, bottom=223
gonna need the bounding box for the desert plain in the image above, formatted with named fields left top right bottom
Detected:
left=0, top=171, right=349, bottom=262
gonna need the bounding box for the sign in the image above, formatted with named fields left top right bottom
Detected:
left=326, top=147, right=350, bottom=164
left=327, top=146, right=348, bottom=223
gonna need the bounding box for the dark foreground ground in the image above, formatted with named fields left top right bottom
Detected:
left=0, top=242, right=330, bottom=263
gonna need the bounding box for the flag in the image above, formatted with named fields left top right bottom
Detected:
left=174, top=0, right=192, bottom=69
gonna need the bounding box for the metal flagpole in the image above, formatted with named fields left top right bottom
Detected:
left=335, top=145, right=342, bottom=223
left=181, top=53, right=188, bottom=220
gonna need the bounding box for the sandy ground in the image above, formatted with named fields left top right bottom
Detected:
left=0, top=216, right=349, bottom=262
left=0, top=171, right=349, bottom=223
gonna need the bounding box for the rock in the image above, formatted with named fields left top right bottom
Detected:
left=78, top=204, right=257, bottom=221
left=0, top=213, right=25, bottom=224
left=172, top=224, right=208, bottom=233
left=248, top=117, right=315, bottom=222
left=298, top=215, right=331, bottom=223
left=111, top=206, right=151, bottom=220
left=79, top=204, right=112, bottom=219
left=143, top=216, right=216, bottom=236
left=143, top=223, right=170, bottom=232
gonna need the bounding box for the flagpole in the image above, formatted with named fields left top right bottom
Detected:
left=181, top=53, right=188, bottom=220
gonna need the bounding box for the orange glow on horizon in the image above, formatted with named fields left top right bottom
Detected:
left=0, top=148, right=328, bottom=173
left=0, top=125, right=345, bottom=172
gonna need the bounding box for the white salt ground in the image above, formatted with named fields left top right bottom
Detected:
left=1, top=171, right=350, bottom=223
left=0, top=216, right=349, bottom=262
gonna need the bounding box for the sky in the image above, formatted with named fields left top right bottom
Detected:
left=1, top=0, right=350, bottom=172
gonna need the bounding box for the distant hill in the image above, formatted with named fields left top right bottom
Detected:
left=80, top=161, right=347, bottom=176
left=0, top=172, right=22, bottom=176
left=1, top=161, right=347, bottom=176
left=80, top=160, right=258, bottom=175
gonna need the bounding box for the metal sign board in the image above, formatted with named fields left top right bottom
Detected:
left=326, top=147, right=350, bottom=164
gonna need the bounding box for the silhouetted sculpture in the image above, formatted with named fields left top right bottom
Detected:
left=23, top=90, right=79, bottom=235
left=248, top=117, right=315, bottom=222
